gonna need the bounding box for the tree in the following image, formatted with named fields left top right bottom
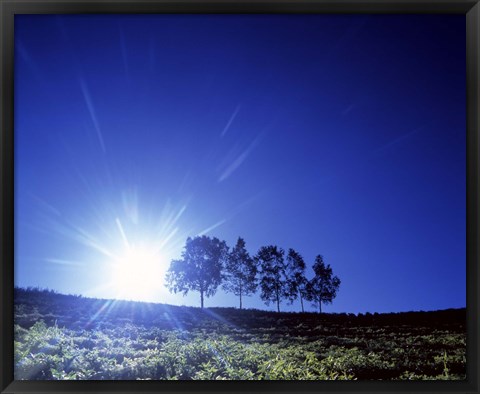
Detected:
left=285, top=248, right=308, bottom=313
left=222, top=237, right=257, bottom=309
left=255, top=245, right=292, bottom=312
left=307, top=255, right=341, bottom=313
left=165, top=235, right=228, bottom=308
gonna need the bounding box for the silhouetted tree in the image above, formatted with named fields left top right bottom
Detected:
left=286, top=248, right=308, bottom=312
left=306, top=255, right=341, bottom=313
left=165, top=235, right=228, bottom=308
left=222, top=237, right=257, bottom=309
left=255, top=245, right=292, bottom=312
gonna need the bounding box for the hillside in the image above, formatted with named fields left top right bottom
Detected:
left=14, top=287, right=466, bottom=380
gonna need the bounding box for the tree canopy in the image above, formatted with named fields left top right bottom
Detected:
left=165, top=235, right=341, bottom=313
left=256, top=245, right=293, bottom=313
left=285, top=248, right=308, bottom=313
left=165, top=235, right=228, bottom=308
left=307, top=255, right=341, bottom=313
left=222, top=237, right=257, bottom=309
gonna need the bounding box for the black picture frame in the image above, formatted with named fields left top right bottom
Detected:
left=1, top=0, right=478, bottom=393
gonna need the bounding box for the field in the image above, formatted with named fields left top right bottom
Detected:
left=14, top=288, right=466, bottom=380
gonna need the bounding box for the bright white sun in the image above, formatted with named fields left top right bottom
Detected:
left=111, top=246, right=166, bottom=302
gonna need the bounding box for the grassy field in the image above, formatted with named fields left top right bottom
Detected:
left=14, top=288, right=466, bottom=380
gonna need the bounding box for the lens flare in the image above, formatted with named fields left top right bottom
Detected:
left=111, top=245, right=165, bottom=302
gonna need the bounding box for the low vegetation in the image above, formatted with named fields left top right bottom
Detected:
left=14, top=287, right=466, bottom=380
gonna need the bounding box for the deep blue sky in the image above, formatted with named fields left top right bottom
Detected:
left=14, top=14, right=466, bottom=313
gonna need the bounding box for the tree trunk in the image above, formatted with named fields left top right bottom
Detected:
left=275, top=283, right=280, bottom=312
left=300, top=293, right=304, bottom=313
left=318, top=297, right=322, bottom=314
left=200, top=290, right=204, bottom=309
left=239, top=284, right=242, bottom=310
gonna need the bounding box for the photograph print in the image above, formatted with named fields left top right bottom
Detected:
left=14, top=14, right=466, bottom=380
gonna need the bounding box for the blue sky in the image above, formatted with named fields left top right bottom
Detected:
left=14, top=14, right=466, bottom=313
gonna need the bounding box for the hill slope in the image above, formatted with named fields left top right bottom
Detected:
left=14, top=287, right=466, bottom=380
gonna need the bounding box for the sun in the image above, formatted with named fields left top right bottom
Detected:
left=110, top=245, right=166, bottom=302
